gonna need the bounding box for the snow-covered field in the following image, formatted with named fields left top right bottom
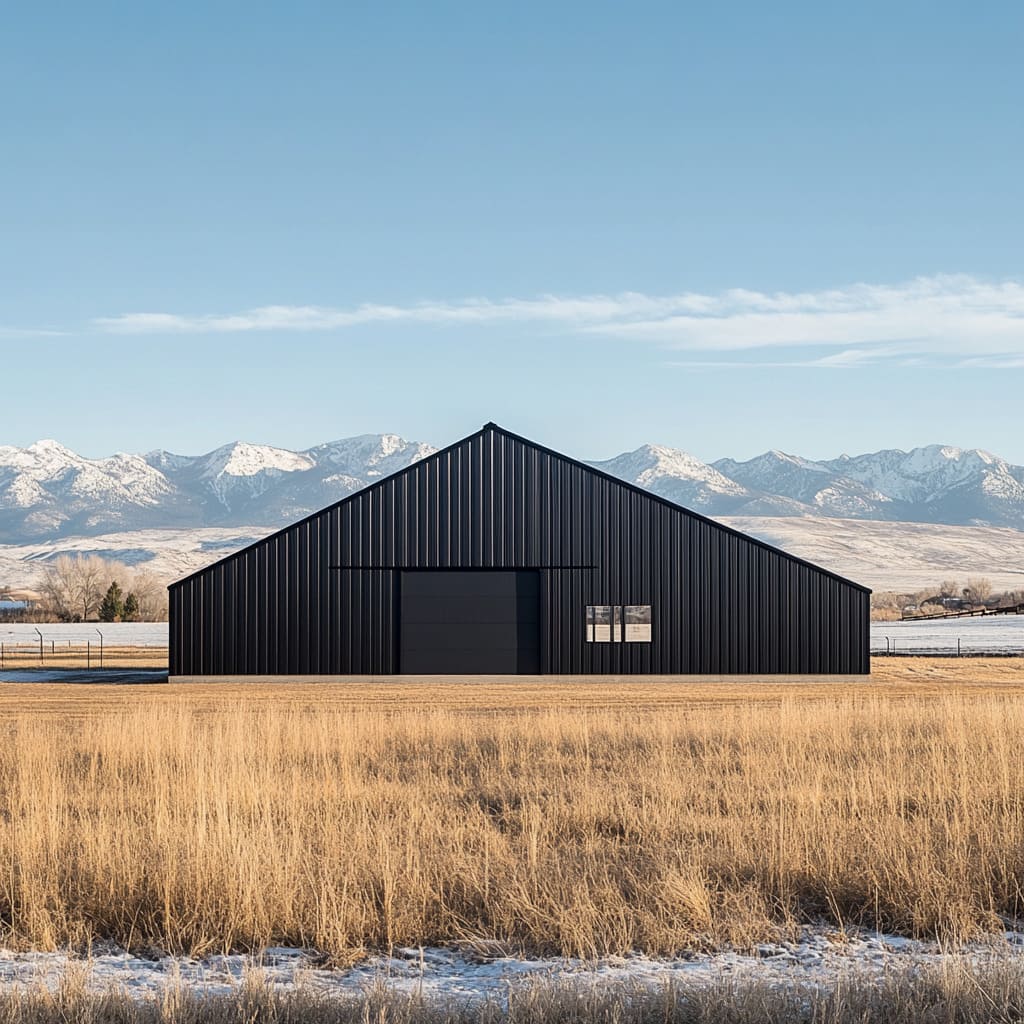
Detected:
left=871, top=615, right=1024, bottom=655
left=0, top=527, right=274, bottom=592
left=2, top=519, right=1024, bottom=596
left=723, top=515, right=1024, bottom=592
left=0, top=621, right=168, bottom=646
left=0, top=928, right=1022, bottom=1003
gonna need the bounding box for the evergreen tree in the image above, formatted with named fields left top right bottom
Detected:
left=123, top=592, right=140, bottom=622
left=98, top=581, right=125, bottom=622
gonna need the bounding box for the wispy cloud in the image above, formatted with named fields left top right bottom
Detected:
left=956, top=354, right=1024, bottom=369
left=94, top=294, right=702, bottom=334
left=94, top=274, right=1024, bottom=367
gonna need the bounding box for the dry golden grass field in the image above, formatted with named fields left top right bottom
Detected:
left=0, top=657, right=1022, bottom=961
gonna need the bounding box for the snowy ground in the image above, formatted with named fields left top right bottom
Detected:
left=3, top=519, right=1024, bottom=595
left=0, top=527, right=274, bottom=593
left=1, top=928, right=1023, bottom=1004
left=0, top=621, right=168, bottom=646
left=723, top=516, right=1024, bottom=593
left=870, top=615, right=1024, bottom=655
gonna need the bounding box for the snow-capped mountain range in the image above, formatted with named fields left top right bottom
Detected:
left=1, top=433, right=1023, bottom=544
left=595, top=443, right=1024, bottom=527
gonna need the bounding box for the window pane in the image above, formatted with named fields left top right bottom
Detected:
left=625, top=605, right=652, bottom=642
left=587, top=605, right=613, bottom=642
left=612, top=604, right=622, bottom=643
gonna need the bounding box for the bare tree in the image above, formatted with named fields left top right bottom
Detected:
left=40, top=555, right=126, bottom=622
left=76, top=556, right=112, bottom=621
left=938, top=580, right=960, bottom=599
left=39, top=556, right=79, bottom=621
left=123, top=567, right=168, bottom=621
left=35, top=555, right=169, bottom=622
left=963, top=577, right=993, bottom=607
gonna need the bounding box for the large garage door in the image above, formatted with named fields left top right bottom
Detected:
left=399, top=570, right=540, bottom=674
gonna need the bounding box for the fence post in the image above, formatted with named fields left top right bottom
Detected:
left=87, top=641, right=91, bottom=670
left=34, top=628, right=43, bottom=666
left=958, top=637, right=961, bottom=658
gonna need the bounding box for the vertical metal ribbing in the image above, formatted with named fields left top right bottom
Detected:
left=169, top=424, right=870, bottom=676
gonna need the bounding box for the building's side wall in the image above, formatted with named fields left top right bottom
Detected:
left=169, top=428, right=870, bottom=675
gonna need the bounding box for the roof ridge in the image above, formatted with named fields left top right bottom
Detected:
left=169, top=422, right=870, bottom=593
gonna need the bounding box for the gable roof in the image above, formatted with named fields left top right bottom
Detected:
left=170, top=422, right=871, bottom=593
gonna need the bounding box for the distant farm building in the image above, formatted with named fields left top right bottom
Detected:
left=169, top=423, right=870, bottom=677
left=0, top=590, right=40, bottom=617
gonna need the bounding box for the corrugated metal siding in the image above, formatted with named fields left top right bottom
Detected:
left=169, top=425, right=871, bottom=675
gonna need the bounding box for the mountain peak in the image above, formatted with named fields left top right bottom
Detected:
left=30, top=439, right=74, bottom=453
left=589, top=444, right=751, bottom=510
left=200, top=441, right=315, bottom=480
left=0, top=433, right=1022, bottom=543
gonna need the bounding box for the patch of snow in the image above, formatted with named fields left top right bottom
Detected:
left=0, top=927, right=1022, bottom=1004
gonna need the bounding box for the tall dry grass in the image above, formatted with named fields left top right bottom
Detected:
left=0, top=680, right=1023, bottom=957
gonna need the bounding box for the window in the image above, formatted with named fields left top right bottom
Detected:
left=624, top=605, right=652, bottom=642
left=586, top=605, right=651, bottom=643
left=586, top=605, right=613, bottom=642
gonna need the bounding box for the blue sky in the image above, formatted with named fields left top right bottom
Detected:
left=2, top=1, right=1023, bottom=463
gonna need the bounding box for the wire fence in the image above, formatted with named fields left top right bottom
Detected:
left=872, top=643, right=1024, bottom=659
left=1, top=629, right=1020, bottom=667
left=871, top=636, right=1024, bottom=657
left=0, top=638, right=168, bottom=670
left=871, top=618, right=1024, bottom=658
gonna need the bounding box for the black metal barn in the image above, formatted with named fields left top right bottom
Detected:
left=168, top=423, right=870, bottom=676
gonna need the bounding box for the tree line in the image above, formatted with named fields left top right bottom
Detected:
left=871, top=578, right=1024, bottom=621
left=2, top=555, right=168, bottom=622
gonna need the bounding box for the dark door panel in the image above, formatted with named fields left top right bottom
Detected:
left=402, top=596, right=539, bottom=625
left=400, top=622, right=532, bottom=649
left=401, top=647, right=524, bottom=674
left=400, top=570, right=540, bottom=674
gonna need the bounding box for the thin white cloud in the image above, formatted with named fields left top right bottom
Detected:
left=666, top=346, right=928, bottom=371
left=956, top=354, right=1024, bottom=369
left=95, top=293, right=706, bottom=334
left=589, top=277, right=1024, bottom=355
left=93, top=274, right=1024, bottom=368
